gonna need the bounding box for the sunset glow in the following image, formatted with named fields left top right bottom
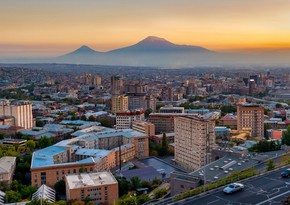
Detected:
left=1, top=0, right=290, bottom=57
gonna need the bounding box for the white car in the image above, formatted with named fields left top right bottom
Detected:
left=223, top=183, right=244, bottom=194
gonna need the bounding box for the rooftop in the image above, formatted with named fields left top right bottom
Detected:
left=66, top=172, right=118, bottom=189
left=0, top=156, right=16, bottom=173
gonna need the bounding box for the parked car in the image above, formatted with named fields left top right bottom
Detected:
left=281, top=169, right=290, bottom=178
left=223, top=183, right=244, bottom=194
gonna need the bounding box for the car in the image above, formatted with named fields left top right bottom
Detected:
left=281, top=169, right=290, bottom=178
left=223, top=183, right=244, bottom=194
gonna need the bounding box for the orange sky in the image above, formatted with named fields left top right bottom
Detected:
left=1, top=0, right=290, bottom=57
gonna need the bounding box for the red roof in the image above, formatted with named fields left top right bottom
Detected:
left=220, top=115, right=237, bottom=121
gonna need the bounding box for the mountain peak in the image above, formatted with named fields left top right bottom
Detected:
left=137, top=36, right=174, bottom=47
left=75, top=45, right=96, bottom=53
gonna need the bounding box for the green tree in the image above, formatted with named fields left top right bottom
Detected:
left=117, top=177, right=130, bottom=196
left=137, top=194, right=150, bottom=204
left=130, top=176, right=141, bottom=190
left=26, top=140, right=36, bottom=151
left=4, top=190, right=22, bottom=203
left=282, top=126, right=290, bottom=146
left=160, top=133, right=168, bottom=156
left=266, top=159, right=275, bottom=171
left=276, top=103, right=283, bottom=108
left=98, top=118, right=112, bottom=128
left=264, top=124, right=272, bottom=139
left=145, top=108, right=153, bottom=118
left=88, top=115, right=96, bottom=122
left=54, top=179, right=66, bottom=198
left=0, top=132, right=4, bottom=140
left=153, top=188, right=168, bottom=199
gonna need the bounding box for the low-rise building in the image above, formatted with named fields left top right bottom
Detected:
left=65, top=172, right=118, bottom=205
left=0, top=156, right=16, bottom=184
left=132, top=120, right=155, bottom=136
left=31, top=128, right=149, bottom=187
left=116, top=110, right=144, bottom=129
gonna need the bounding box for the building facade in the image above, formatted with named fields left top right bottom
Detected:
left=174, top=116, right=215, bottom=171
left=116, top=110, right=145, bottom=129
left=237, top=104, right=264, bottom=139
left=0, top=101, right=33, bottom=129
left=111, top=95, right=128, bottom=114
left=132, top=120, right=155, bottom=136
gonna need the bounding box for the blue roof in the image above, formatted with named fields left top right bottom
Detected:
left=76, top=148, right=110, bottom=157
left=31, top=146, right=67, bottom=168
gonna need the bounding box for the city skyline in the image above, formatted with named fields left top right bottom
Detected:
left=1, top=0, right=290, bottom=57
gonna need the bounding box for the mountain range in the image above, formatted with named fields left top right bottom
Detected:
left=2, top=36, right=290, bottom=67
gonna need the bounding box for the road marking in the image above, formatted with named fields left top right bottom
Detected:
left=255, top=189, right=290, bottom=205
left=207, top=199, right=220, bottom=204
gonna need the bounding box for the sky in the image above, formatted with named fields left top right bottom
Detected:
left=1, top=0, right=290, bottom=57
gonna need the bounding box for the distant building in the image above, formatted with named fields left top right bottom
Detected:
left=174, top=116, right=215, bottom=170
left=219, top=114, right=237, bottom=129
left=0, top=156, right=16, bottom=184
left=159, top=105, right=184, bottom=113
left=0, top=100, right=33, bottom=129
left=111, top=95, right=128, bottom=114
left=237, top=104, right=264, bottom=139
left=111, top=75, right=123, bottom=95
left=127, top=93, right=147, bottom=110
left=116, top=110, right=145, bottom=129
left=65, top=172, right=118, bottom=205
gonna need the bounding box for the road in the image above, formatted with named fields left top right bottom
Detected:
left=176, top=167, right=290, bottom=205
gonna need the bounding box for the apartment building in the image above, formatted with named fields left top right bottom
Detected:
left=132, top=120, right=155, bottom=136
left=159, top=105, right=184, bottom=113
left=111, top=95, right=128, bottom=114
left=65, top=172, right=118, bottom=205
left=237, top=104, right=264, bottom=139
left=116, top=110, right=145, bottom=129
left=174, top=116, right=215, bottom=171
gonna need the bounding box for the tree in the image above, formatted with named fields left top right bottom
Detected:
left=130, top=176, right=141, bottom=190
left=138, top=194, right=150, bottom=204
left=0, top=132, right=4, bottom=140
left=145, top=108, right=153, bottom=118
left=37, top=137, right=53, bottom=149
left=266, top=159, right=275, bottom=171
left=160, top=133, right=168, bottom=156
left=4, top=190, right=22, bottom=203
left=98, top=118, right=112, bottom=128
left=282, top=126, right=290, bottom=146
left=117, top=177, right=129, bottom=196
left=88, top=115, right=96, bottom=122
left=153, top=188, right=168, bottom=199
left=26, top=140, right=36, bottom=151
left=54, top=179, right=66, bottom=198
left=276, top=103, right=283, bottom=108
left=264, top=124, right=272, bottom=139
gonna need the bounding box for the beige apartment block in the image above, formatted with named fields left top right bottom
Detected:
left=174, top=116, right=215, bottom=171
left=132, top=120, right=155, bottom=136
left=111, top=95, right=128, bottom=114
left=237, top=104, right=264, bottom=139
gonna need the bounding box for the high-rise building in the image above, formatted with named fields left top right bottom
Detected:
left=111, top=95, right=128, bottom=114
left=249, top=79, right=255, bottom=96
left=237, top=104, right=264, bottom=139
left=174, top=116, right=215, bottom=170
left=111, top=75, right=123, bottom=95
left=127, top=93, right=147, bottom=110
left=0, top=100, right=33, bottom=129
